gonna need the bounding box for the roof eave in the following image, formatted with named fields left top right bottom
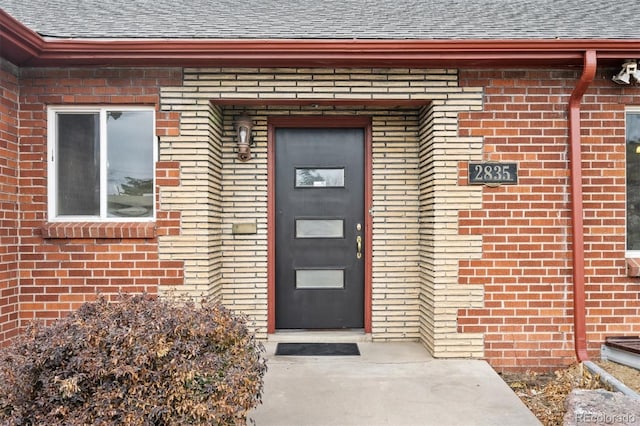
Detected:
left=2, top=10, right=640, bottom=68
left=0, top=8, right=43, bottom=64
left=32, top=39, right=640, bottom=68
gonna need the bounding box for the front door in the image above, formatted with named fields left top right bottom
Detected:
left=275, top=127, right=364, bottom=329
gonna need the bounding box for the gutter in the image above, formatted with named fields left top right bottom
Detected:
left=568, top=50, right=597, bottom=361
left=17, top=39, right=640, bottom=68
left=0, top=8, right=42, bottom=64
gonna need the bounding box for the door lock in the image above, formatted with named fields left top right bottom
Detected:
left=356, top=235, right=362, bottom=259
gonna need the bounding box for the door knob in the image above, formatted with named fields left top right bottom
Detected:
left=356, top=235, right=362, bottom=259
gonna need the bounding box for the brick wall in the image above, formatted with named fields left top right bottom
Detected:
left=155, top=100, right=225, bottom=301
left=11, top=64, right=635, bottom=368
left=16, top=67, right=185, bottom=325
left=418, top=101, right=485, bottom=358
left=370, top=109, right=421, bottom=340
left=0, top=59, right=19, bottom=343
left=219, top=107, right=267, bottom=333
left=457, top=69, right=640, bottom=370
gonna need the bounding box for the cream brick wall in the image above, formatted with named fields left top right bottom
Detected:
left=220, top=108, right=268, bottom=335
left=418, top=102, right=485, bottom=357
left=159, top=68, right=485, bottom=356
left=371, top=112, right=420, bottom=340
left=156, top=100, right=223, bottom=301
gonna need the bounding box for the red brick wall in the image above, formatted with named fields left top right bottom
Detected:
left=457, top=69, right=640, bottom=370
left=16, top=68, right=185, bottom=326
left=0, top=60, right=20, bottom=344
left=7, top=64, right=640, bottom=368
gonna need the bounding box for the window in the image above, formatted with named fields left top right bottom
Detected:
left=295, top=168, right=344, bottom=187
left=295, top=269, right=344, bottom=289
left=48, top=107, right=155, bottom=221
left=627, top=109, right=640, bottom=253
left=295, top=219, right=344, bottom=238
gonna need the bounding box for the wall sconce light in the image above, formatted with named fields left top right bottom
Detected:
left=612, top=60, right=640, bottom=85
left=234, top=114, right=254, bottom=161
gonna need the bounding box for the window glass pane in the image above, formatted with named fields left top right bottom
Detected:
left=296, top=270, right=344, bottom=289
left=56, top=113, right=100, bottom=216
left=107, top=111, right=154, bottom=218
left=627, top=113, right=640, bottom=250
left=296, top=219, right=344, bottom=238
left=295, top=168, right=344, bottom=187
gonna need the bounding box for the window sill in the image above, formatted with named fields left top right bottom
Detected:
left=41, top=222, right=157, bottom=239
left=626, top=258, right=640, bottom=277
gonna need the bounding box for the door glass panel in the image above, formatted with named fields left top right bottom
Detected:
left=296, top=270, right=344, bottom=289
left=295, top=168, right=344, bottom=187
left=296, top=219, right=344, bottom=238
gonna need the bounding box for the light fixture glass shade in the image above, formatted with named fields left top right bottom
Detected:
left=234, top=114, right=253, bottom=161
left=239, top=127, right=248, bottom=143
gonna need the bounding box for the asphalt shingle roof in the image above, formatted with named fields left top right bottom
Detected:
left=2, top=0, right=639, bottom=40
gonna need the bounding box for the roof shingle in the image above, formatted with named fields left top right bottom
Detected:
left=1, top=0, right=638, bottom=40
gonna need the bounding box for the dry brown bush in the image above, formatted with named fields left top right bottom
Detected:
left=0, top=294, right=267, bottom=425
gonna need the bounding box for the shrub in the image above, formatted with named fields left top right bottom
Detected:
left=0, top=294, right=267, bottom=425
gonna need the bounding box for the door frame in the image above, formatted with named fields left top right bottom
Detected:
left=267, top=116, right=373, bottom=333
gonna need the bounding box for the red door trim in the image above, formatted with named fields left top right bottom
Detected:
left=267, top=116, right=373, bottom=333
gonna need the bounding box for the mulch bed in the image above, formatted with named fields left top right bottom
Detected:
left=500, top=364, right=608, bottom=426
left=501, top=361, right=640, bottom=425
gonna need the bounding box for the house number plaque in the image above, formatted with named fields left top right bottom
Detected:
left=468, top=162, right=518, bottom=185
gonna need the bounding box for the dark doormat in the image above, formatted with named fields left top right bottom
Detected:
left=275, top=342, right=360, bottom=356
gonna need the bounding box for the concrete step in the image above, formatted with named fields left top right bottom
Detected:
left=267, top=329, right=372, bottom=343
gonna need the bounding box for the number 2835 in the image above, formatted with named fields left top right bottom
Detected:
left=469, top=163, right=517, bottom=184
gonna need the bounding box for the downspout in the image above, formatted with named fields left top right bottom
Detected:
left=568, top=50, right=597, bottom=361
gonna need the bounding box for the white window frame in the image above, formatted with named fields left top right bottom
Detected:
left=626, top=106, right=640, bottom=257
left=47, top=106, right=157, bottom=222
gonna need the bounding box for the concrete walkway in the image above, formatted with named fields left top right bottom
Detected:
left=250, top=342, right=540, bottom=426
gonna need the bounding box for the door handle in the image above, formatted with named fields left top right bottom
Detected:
left=356, top=235, right=362, bottom=259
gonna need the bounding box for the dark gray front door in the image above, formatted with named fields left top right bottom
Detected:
left=275, top=127, right=364, bottom=329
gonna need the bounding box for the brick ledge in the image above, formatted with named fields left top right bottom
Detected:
left=41, top=222, right=157, bottom=239
left=626, top=258, right=640, bottom=277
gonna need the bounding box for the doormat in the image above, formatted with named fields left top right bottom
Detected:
left=275, top=342, right=360, bottom=356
